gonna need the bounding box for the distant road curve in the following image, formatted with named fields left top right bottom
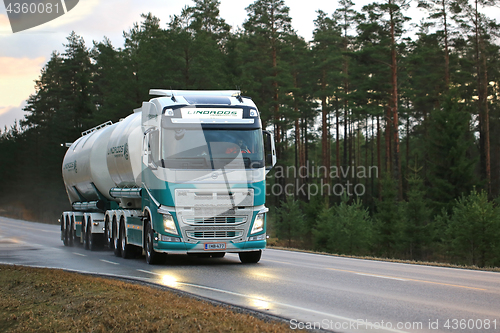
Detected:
left=1, top=216, right=499, bottom=333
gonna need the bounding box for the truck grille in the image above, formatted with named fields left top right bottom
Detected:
left=186, top=229, right=244, bottom=239
left=183, top=216, right=247, bottom=225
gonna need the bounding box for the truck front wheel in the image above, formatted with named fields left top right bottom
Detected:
left=239, top=250, right=262, bottom=264
left=145, top=221, right=161, bottom=265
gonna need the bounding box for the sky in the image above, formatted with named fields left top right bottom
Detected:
left=0, top=0, right=496, bottom=130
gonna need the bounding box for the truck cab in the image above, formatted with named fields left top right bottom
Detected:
left=128, top=90, right=275, bottom=264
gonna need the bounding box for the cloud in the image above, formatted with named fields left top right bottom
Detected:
left=0, top=56, right=45, bottom=77
left=0, top=103, right=27, bottom=130
left=0, top=57, right=45, bottom=128
left=41, top=0, right=101, bottom=29
left=0, top=13, right=11, bottom=34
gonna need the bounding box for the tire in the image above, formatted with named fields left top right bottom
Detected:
left=145, top=221, right=161, bottom=265
left=113, top=218, right=121, bottom=257
left=83, top=218, right=90, bottom=250
left=105, top=216, right=113, bottom=250
left=68, top=218, right=74, bottom=247
left=120, top=220, right=133, bottom=259
left=63, top=217, right=69, bottom=246
left=88, top=226, right=99, bottom=251
left=239, top=250, right=261, bottom=264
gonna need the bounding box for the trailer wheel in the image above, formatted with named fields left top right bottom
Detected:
left=105, top=215, right=113, bottom=250
left=68, top=216, right=74, bottom=247
left=62, top=215, right=69, bottom=246
left=64, top=217, right=71, bottom=246
left=238, top=250, right=262, bottom=264
left=145, top=221, right=160, bottom=265
left=83, top=217, right=90, bottom=250
left=88, top=223, right=99, bottom=251
left=113, top=221, right=121, bottom=257
left=120, top=219, right=133, bottom=259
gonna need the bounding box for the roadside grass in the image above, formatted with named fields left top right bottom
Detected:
left=0, top=265, right=296, bottom=333
left=267, top=241, right=500, bottom=273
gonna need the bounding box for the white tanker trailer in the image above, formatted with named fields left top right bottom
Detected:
left=60, top=89, right=276, bottom=264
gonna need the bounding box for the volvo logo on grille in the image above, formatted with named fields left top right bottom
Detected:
left=211, top=172, right=218, bottom=179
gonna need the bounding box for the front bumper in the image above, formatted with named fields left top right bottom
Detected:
left=153, top=237, right=266, bottom=254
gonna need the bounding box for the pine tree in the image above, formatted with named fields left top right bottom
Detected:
left=446, top=189, right=500, bottom=267
left=91, top=38, right=137, bottom=123
left=242, top=0, right=293, bottom=156
left=59, top=31, right=95, bottom=132
left=374, top=174, right=404, bottom=257
left=426, top=90, right=477, bottom=212
left=402, top=170, right=432, bottom=260
left=168, top=5, right=231, bottom=89
left=417, top=0, right=458, bottom=87
left=275, top=197, right=306, bottom=247
left=311, top=10, right=343, bottom=204
left=453, top=0, right=500, bottom=196
left=184, top=0, right=231, bottom=40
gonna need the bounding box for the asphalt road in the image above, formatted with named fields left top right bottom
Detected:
left=1, top=216, right=499, bottom=333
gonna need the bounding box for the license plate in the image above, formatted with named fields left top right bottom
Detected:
left=204, top=242, right=226, bottom=250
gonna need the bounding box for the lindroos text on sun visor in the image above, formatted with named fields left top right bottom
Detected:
left=180, top=108, right=243, bottom=119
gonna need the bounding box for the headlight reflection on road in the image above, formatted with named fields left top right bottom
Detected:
left=249, top=295, right=272, bottom=310
left=161, top=274, right=179, bottom=288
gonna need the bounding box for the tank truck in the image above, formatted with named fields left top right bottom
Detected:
left=60, top=90, right=276, bottom=264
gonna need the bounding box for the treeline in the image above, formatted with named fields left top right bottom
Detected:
left=1, top=0, right=500, bottom=266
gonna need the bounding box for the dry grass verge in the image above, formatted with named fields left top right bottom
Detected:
left=0, top=265, right=297, bottom=333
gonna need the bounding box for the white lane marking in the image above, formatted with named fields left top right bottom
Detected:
left=100, top=259, right=119, bottom=265
left=177, top=282, right=409, bottom=333
left=356, top=273, right=408, bottom=281
left=73, top=252, right=86, bottom=257
left=137, top=269, right=160, bottom=276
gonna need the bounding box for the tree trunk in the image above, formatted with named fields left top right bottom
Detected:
left=377, top=115, right=382, bottom=201
left=442, top=0, right=450, bottom=88
left=321, top=69, right=330, bottom=201
left=389, top=1, right=402, bottom=200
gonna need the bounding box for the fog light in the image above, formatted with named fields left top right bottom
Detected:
left=249, top=233, right=266, bottom=241
left=161, top=235, right=181, bottom=242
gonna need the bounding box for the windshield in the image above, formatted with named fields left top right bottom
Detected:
left=162, top=129, right=264, bottom=169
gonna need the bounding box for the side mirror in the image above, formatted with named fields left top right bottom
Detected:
left=262, top=130, right=276, bottom=172
left=141, top=101, right=160, bottom=130
left=143, top=128, right=159, bottom=170
left=266, top=154, right=273, bottom=165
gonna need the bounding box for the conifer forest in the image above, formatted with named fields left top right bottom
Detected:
left=1, top=0, right=500, bottom=267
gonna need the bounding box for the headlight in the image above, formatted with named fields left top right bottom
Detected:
left=251, top=213, right=265, bottom=234
left=163, top=214, right=178, bottom=235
